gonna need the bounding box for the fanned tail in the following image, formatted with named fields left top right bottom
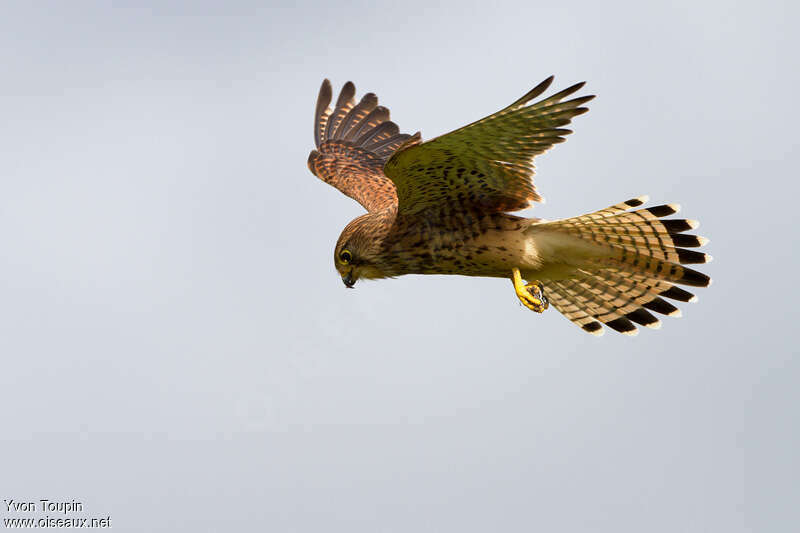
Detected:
left=534, top=197, right=712, bottom=336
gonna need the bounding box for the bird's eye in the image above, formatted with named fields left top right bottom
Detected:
left=339, top=249, right=352, bottom=264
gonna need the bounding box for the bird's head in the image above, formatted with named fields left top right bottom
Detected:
left=334, top=213, right=391, bottom=288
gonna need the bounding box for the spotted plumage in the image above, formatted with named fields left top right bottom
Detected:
left=307, top=77, right=712, bottom=335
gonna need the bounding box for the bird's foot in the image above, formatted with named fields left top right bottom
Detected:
left=511, top=268, right=549, bottom=313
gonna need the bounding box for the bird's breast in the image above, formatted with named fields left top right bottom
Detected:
left=381, top=212, right=538, bottom=278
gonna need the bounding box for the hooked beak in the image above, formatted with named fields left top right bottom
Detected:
left=342, top=271, right=356, bottom=288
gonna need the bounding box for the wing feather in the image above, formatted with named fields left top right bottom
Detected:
left=325, top=81, right=355, bottom=141
left=313, top=79, right=333, bottom=147
left=358, top=121, right=401, bottom=148
left=383, top=77, right=594, bottom=215
left=308, top=80, right=413, bottom=213
left=337, top=93, right=378, bottom=140
left=345, top=106, right=390, bottom=142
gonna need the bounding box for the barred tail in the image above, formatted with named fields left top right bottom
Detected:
left=535, top=196, right=712, bottom=336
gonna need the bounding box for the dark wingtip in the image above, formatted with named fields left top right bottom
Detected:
left=555, top=81, right=589, bottom=100
left=319, top=79, right=332, bottom=101
left=514, top=76, right=555, bottom=107
left=341, top=81, right=355, bottom=96
left=314, top=80, right=334, bottom=147
left=534, top=76, right=555, bottom=95
left=336, top=81, right=356, bottom=108
left=571, top=80, right=587, bottom=92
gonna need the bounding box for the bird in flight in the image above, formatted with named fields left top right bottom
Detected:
left=307, top=77, right=711, bottom=335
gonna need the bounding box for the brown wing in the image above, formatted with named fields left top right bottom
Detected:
left=383, top=77, right=594, bottom=215
left=307, top=79, right=416, bottom=213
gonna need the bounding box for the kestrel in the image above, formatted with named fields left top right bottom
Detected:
left=307, top=77, right=711, bottom=335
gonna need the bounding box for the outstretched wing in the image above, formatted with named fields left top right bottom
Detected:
left=383, top=77, right=594, bottom=215
left=307, top=79, right=416, bottom=213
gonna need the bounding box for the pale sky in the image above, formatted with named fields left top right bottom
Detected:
left=1, top=1, right=798, bottom=531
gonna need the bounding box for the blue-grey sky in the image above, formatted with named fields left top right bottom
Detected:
left=1, top=1, right=798, bottom=531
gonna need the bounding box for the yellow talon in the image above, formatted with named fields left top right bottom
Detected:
left=511, top=268, right=549, bottom=313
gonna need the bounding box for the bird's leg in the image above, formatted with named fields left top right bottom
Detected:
left=511, top=268, right=549, bottom=313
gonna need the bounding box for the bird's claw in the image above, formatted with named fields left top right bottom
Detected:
left=524, top=281, right=549, bottom=312
left=512, top=268, right=549, bottom=313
